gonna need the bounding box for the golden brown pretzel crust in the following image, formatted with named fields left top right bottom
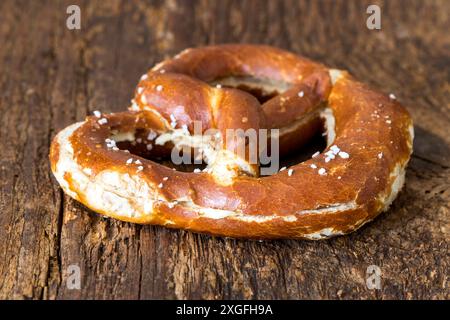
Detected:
left=49, top=44, right=413, bottom=239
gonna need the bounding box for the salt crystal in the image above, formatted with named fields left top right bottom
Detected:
left=338, top=151, right=349, bottom=159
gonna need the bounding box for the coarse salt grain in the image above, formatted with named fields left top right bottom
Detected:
left=130, top=100, right=139, bottom=110
left=288, top=169, right=294, bottom=176
left=163, top=177, right=169, bottom=181
left=146, top=144, right=153, bottom=151
left=170, top=114, right=177, bottom=127
left=298, top=91, right=304, bottom=97
left=137, top=166, right=143, bottom=171
left=156, top=85, right=163, bottom=91
left=312, top=151, right=320, bottom=158
left=318, top=168, right=326, bottom=175
left=330, top=145, right=340, bottom=154
left=140, top=74, right=148, bottom=81
left=325, top=151, right=336, bottom=159
left=389, top=93, right=396, bottom=100
left=310, top=164, right=317, bottom=169
left=93, top=110, right=101, bottom=118
left=98, top=118, right=108, bottom=125
left=279, top=167, right=286, bottom=172
left=386, top=120, right=392, bottom=124
left=106, top=139, right=116, bottom=148
left=126, top=158, right=133, bottom=164
left=158, top=183, right=163, bottom=188
left=135, top=159, right=142, bottom=165
left=137, top=87, right=144, bottom=94
left=167, top=202, right=176, bottom=209
left=338, top=151, right=349, bottom=159
left=193, top=169, right=201, bottom=173
left=147, top=131, right=157, bottom=140
left=378, top=152, right=383, bottom=159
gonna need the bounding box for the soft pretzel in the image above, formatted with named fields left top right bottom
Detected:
left=50, top=44, right=413, bottom=239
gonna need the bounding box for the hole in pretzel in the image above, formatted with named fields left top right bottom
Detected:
left=278, top=127, right=327, bottom=169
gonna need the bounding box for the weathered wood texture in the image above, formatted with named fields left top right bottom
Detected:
left=0, top=0, right=448, bottom=300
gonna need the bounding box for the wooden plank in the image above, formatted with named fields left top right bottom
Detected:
left=0, top=0, right=448, bottom=299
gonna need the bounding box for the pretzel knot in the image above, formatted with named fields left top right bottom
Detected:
left=50, top=45, right=413, bottom=239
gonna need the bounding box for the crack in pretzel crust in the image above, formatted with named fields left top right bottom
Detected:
left=49, top=44, right=413, bottom=240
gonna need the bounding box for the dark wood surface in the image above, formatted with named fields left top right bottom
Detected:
left=0, top=0, right=448, bottom=299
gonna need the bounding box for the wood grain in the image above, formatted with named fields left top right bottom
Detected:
left=0, top=0, right=448, bottom=299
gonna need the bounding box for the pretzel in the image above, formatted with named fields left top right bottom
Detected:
left=50, top=45, right=413, bottom=239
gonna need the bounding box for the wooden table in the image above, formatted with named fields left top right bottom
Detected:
left=0, top=0, right=448, bottom=299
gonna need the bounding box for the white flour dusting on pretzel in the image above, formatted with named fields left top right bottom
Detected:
left=50, top=44, right=413, bottom=239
